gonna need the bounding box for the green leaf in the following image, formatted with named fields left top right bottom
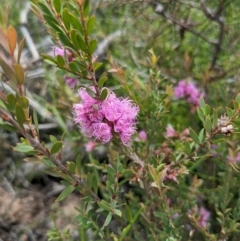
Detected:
left=53, top=0, right=61, bottom=14
left=83, top=0, right=90, bottom=18
left=58, top=32, right=74, bottom=49
left=19, top=96, right=29, bottom=109
left=7, top=94, right=16, bottom=111
left=93, top=62, right=103, bottom=71
left=50, top=135, right=57, bottom=143
left=92, top=174, right=98, bottom=193
left=100, top=88, right=108, bottom=101
left=44, top=168, right=61, bottom=177
left=50, top=141, right=63, bottom=155
left=189, top=128, right=200, bottom=145
left=56, top=55, right=65, bottom=67
left=86, top=15, right=95, bottom=34
left=86, top=87, right=96, bottom=98
left=204, top=118, right=212, bottom=134
left=205, top=104, right=211, bottom=116
left=62, top=8, right=71, bottom=30
left=198, top=128, right=205, bottom=143
left=226, top=107, right=234, bottom=118
left=42, top=54, right=57, bottom=65
left=197, top=108, right=204, bottom=122
left=15, top=104, right=26, bottom=128
left=212, top=109, right=218, bottom=128
left=70, top=30, right=87, bottom=52
left=87, top=173, right=92, bottom=189
left=37, top=2, right=53, bottom=16
left=68, top=162, right=76, bottom=174
left=0, top=58, right=16, bottom=82
left=89, top=39, right=97, bottom=54
left=17, top=38, right=25, bottom=63
left=114, top=209, right=122, bottom=217
left=69, top=13, right=83, bottom=33
left=33, top=109, right=39, bottom=136
left=97, top=200, right=111, bottom=212
left=125, top=204, right=132, bottom=222
left=103, top=212, right=112, bottom=227
left=106, top=165, right=116, bottom=176
left=13, top=143, right=34, bottom=153
left=199, top=97, right=206, bottom=114
left=235, top=93, right=240, bottom=104
left=55, top=185, right=75, bottom=202
left=98, top=72, right=108, bottom=88
left=76, top=154, right=82, bottom=174
left=184, top=141, right=191, bottom=155
left=43, top=158, right=57, bottom=168
left=68, top=61, right=78, bottom=72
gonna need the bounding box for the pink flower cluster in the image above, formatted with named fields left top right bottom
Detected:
left=174, top=79, right=204, bottom=106
left=73, top=88, right=139, bottom=146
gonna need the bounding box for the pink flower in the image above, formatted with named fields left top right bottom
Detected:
left=198, top=207, right=210, bottom=228
left=174, top=79, right=204, bottom=106
left=52, top=46, right=73, bottom=62
left=165, top=125, right=176, bottom=138
left=73, top=87, right=139, bottom=146
left=139, top=130, right=147, bottom=141
left=64, top=76, right=78, bottom=89
left=85, top=141, right=97, bottom=152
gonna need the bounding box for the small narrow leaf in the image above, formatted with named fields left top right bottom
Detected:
left=92, top=175, right=98, bottom=193
left=68, top=162, right=76, bottom=174
left=17, top=38, right=25, bottom=63
left=7, top=94, right=16, bottom=110
left=197, top=108, right=204, bottom=122
left=87, top=173, right=93, bottom=189
left=15, top=104, right=26, bottom=128
left=93, top=62, right=103, bottom=71
left=50, top=141, right=63, bottom=155
left=212, top=109, right=218, bottom=128
left=199, top=97, right=206, bottom=114
left=56, top=55, right=65, bottom=67
left=0, top=58, right=16, bottom=82
left=235, top=93, right=240, bottom=104
left=43, top=158, right=57, bottom=168
left=125, top=204, right=132, bottom=222
left=87, top=15, right=95, bottom=34
left=114, top=209, right=122, bottom=217
left=204, top=118, right=212, bottom=134
left=33, top=109, right=39, bottom=136
left=76, top=154, right=82, bottom=174
left=69, top=13, right=83, bottom=33
left=14, top=64, right=25, bottom=85
left=55, top=185, right=75, bottom=202
left=89, top=39, right=97, bottom=54
left=7, top=26, right=17, bottom=54
left=50, top=135, right=57, bottom=143
left=184, top=141, right=191, bottom=155
left=62, top=8, right=70, bottom=30
left=86, top=87, right=96, bottom=98
left=53, top=0, right=61, bottom=14
left=100, top=88, right=108, bottom=101
left=98, top=72, right=108, bottom=88
left=103, top=212, right=113, bottom=227
left=189, top=128, right=200, bottom=145
left=13, top=143, right=34, bottom=153
left=83, top=0, right=90, bottom=18
left=70, top=30, right=87, bottom=52
left=97, top=200, right=111, bottom=212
